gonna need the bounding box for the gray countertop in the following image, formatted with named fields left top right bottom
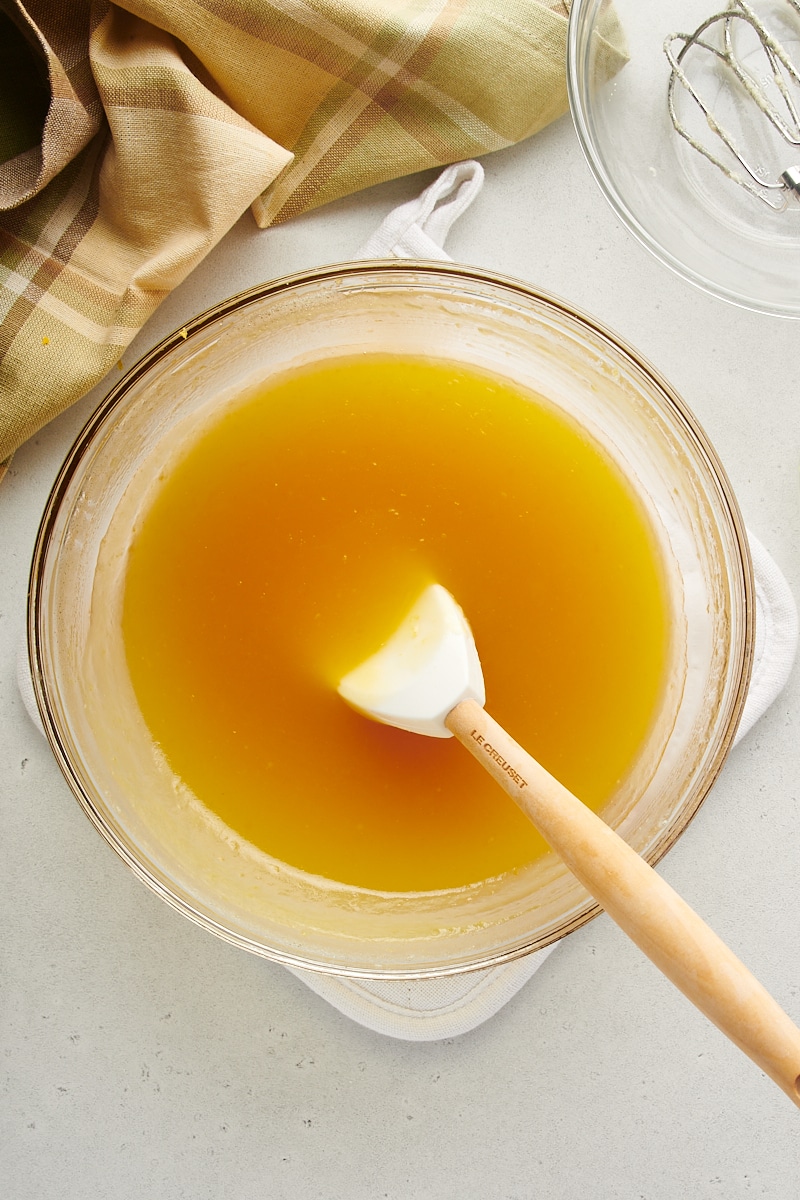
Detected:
left=2, top=115, right=799, bottom=1197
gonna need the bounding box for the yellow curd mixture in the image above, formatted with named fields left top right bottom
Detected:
left=122, top=356, right=669, bottom=892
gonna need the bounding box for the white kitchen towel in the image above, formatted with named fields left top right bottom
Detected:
left=17, top=164, right=799, bottom=1041
left=356, top=159, right=485, bottom=260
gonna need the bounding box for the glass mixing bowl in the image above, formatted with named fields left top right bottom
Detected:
left=568, top=0, right=800, bottom=317
left=28, top=262, right=753, bottom=978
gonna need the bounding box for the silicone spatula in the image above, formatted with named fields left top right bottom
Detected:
left=338, top=583, right=800, bottom=1108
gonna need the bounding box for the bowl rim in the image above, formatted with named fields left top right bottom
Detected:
left=27, top=259, right=756, bottom=977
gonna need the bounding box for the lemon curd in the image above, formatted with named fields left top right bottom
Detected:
left=121, top=356, right=669, bottom=893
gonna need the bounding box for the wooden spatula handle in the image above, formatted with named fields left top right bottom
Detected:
left=446, top=699, right=800, bottom=1109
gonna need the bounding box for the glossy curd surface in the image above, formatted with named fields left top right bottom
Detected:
left=122, top=355, right=669, bottom=892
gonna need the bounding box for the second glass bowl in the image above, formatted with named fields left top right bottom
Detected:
left=569, top=0, right=800, bottom=316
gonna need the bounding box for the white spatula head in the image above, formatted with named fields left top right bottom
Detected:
left=337, top=583, right=485, bottom=738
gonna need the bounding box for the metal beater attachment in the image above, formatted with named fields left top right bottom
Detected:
left=665, top=0, right=800, bottom=210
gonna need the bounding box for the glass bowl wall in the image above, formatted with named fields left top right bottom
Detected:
left=29, top=262, right=753, bottom=978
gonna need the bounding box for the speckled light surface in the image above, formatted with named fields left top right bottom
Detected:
left=2, top=118, right=800, bottom=1197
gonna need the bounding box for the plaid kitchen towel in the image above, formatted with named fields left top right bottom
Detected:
left=0, top=0, right=627, bottom=474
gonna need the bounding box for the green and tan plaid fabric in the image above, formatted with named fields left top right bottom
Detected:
left=0, top=0, right=623, bottom=473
